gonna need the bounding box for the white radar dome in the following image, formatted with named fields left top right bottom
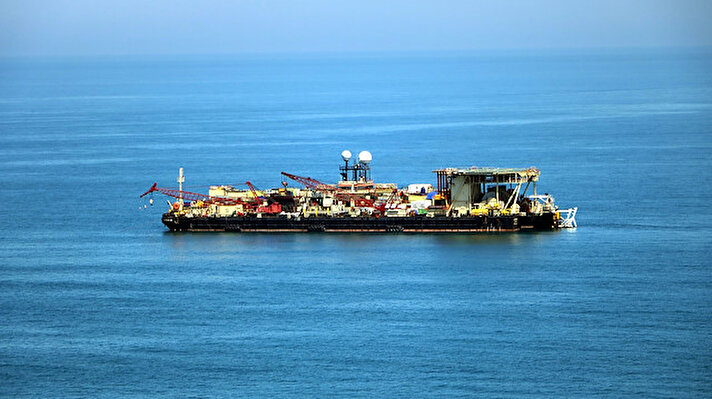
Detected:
left=341, top=150, right=352, bottom=161
left=358, top=151, right=372, bottom=164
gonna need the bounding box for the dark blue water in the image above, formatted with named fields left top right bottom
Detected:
left=1, top=49, right=711, bottom=397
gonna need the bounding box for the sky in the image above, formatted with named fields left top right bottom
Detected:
left=0, top=0, right=711, bottom=56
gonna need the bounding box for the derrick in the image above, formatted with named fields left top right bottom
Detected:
left=281, top=171, right=374, bottom=207
left=140, top=183, right=244, bottom=205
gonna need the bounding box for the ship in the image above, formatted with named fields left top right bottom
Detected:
left=140, top=151, right=577, bottom=233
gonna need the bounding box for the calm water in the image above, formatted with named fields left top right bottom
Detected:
left=1, top=49, right=711, bottom=397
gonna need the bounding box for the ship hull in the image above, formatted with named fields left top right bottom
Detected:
left=161, top=213, right=557, bottom=232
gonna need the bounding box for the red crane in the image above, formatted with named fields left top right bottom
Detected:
left=245, top=181, right=261, bottom=203
left=280, top=172, right=336, bottom=191
left=139, top=183, right=244, bottom=205
left=281, top=171, right=375, bottom=208
left=375, top=188, right=399, bottom=213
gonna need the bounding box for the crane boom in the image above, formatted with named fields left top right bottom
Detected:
left=281, top=172, right=375, bottom=208
left=140, top=183, right=243, bottom=205
left=280, top=172, right=336, bottom=191
left=245, top=181, right=261, bottom=202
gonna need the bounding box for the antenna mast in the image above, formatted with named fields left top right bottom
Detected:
left=177, top=167, right=185, bottom=209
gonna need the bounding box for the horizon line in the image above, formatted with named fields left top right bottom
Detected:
left=2, top=45, right=712, bottom=60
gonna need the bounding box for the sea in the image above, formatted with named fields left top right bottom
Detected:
left=1, top=48, right=710, bottom=398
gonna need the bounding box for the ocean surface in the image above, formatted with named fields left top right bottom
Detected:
left=1, top=49, right=711, bottom=397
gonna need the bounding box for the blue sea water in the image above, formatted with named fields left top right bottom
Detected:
left=1, top=49, right=711, bottom=397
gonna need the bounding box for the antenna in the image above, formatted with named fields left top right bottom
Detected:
left=339, top=150, right=373, bottom=182
left=358, top=151, right=372, bottom=164
left=177, top=167, right=185, bottom=208
left=340, top=150, right=352, bottom=181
